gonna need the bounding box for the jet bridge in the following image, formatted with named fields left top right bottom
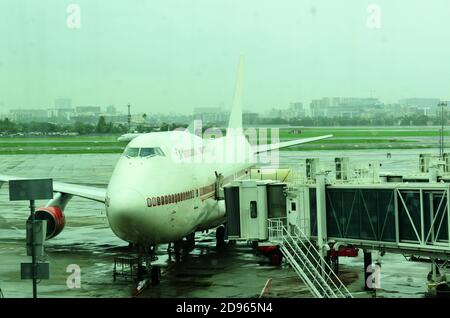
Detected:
left=224, top=177, right=450, bottom=259
left=222, top=157, right=450, bottom=296
left=306, top=182, right=450, bottom=259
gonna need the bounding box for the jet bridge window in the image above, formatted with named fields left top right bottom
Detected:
left=250, top=201, right=258, bottom=218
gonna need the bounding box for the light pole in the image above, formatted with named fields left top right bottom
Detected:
left=438, top=102, right=447, bottom=159
left=127, top=103, right=131, bottom=132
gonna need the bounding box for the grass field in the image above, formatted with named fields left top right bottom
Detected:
left=0, top=127, right=445, bottom=155
left=278, top=127, right=449, bottom=139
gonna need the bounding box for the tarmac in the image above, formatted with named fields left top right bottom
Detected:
left=0, top=150, right=436, bottom=298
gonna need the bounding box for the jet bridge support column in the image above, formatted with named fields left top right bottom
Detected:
left=364, top=250, right=373, bottom=291
left=315, top=173, right=328, bottom=276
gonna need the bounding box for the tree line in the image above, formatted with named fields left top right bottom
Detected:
left=259, top=114, right=442, bottom=126
left=0, top=117, right=129, bottom=135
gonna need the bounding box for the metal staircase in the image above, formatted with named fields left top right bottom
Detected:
left=268, top=218, right=353, bottom=298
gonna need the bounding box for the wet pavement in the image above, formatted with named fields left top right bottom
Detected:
left=0, top=149, right=439, bottom=298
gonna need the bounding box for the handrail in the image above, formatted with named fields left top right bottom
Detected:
left=281, top=235, right=335, bottom=297
left=284, top=226, right=346, bottom=297
left=268, top=217, right=353, bottom=298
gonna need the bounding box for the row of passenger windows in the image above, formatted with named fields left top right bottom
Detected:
left=124, top=147, right=165, bottom=158
left=147, top=189, right=199, bottom=207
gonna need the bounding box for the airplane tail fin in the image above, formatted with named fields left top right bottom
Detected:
left=227, top=56, right=244, bottom=131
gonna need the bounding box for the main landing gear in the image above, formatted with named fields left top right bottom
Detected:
left=169, top=232, right=197, bottom=262
left=186, top=232, right=196, bottom=250
left=150, top=266, right=161, bottom=285
left=216, top=225, right=226, bottom=250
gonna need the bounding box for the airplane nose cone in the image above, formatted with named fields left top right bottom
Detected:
left=106, top=187, right=147, bottom=242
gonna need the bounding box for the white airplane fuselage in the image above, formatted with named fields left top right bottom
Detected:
left=105, top=130, right=253, bottom=245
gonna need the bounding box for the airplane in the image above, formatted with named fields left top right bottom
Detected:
left=0, top=57, right=332, bottom=285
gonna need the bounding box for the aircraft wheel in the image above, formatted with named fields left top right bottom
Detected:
left=186, top=232, right=195, bottom=249
left=216, top=225, right=225, bottom=248
left=174, top=240, right=183, bottom=262
left=151, top=266, right=161, bottom=285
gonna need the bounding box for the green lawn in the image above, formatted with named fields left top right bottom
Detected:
left=0, top=148, right=124, bottom=155
left=0, top=141, right=123, bottom=148
left=278, top=127, right=447, bottom=139
left=0, top=135, right=120, bottom=142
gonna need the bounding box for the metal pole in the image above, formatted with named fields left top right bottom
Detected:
left=441, top=103, right=444, bottom=158
left=30, top=199, right=37, bottom=298
left=431, top=259, right=437, bottom=282
left=127, top=103, right=131, bottom=132
left=364, top=250, right=373, bottom=291
left=438, top=102, right=447, bottom=159
left=315, top=173, right=327, bottom=277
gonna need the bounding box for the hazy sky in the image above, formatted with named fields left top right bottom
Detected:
left=1, top=0, right=450, bottom=114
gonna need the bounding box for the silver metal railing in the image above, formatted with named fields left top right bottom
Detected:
left=268, top=217, right=353, bottom=298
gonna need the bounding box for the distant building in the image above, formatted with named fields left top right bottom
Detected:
left=44, top=98, right=74, bottom=121
left=310, top=99, right=329, bottom=117
left=310, top=97, right=382, bottom=118
left=289, top=102, right=303, bottom=111
left=131, top=113, right=146, bottom=124
left=264, top=102, right=306, bottom=120
left=75, top=106, right=101, bottom=115
left=289, top=102, right=306, bottom=117
left=54, top=98, right=72, bottom=109
left=399, top=98, right=441, bottom=116
left=48, top=108, right=74, bottom=120
left=243, top=112, right=259, bottom=124
left=9, top=109, right=48, bottom=122
left=266, top=108, right=283, bottom=119
left=399, top=98, right=440, bottom=108
left=106, top=105, right=117, bottom=115
left=193, top=107, right=229, bottom=124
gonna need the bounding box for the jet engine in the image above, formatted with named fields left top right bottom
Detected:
left=34, top=206, right=66, bottom=239
left=31, top=192, right=73, bottom=240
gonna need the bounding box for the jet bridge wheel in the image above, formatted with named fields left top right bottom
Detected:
left=256, top=246, right=283, bottom=266
left=269, top=249, right=283, bottom=266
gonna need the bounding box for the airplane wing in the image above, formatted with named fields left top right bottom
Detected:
left=0, top=175, right=106, bottom=203
left=255, top=134, right=333, bottom=154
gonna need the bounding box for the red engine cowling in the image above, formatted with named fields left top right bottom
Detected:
left=33, top=206, right=66, bottom=239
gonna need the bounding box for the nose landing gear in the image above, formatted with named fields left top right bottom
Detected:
left=131, top=244, right=161, bottom=296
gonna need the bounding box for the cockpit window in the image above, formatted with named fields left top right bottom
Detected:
left=123, top=147, right=165, bottom=158
left=124, top=147, right=139, bottom=157
left=140, top=147, right=165, bottom=157
left=140, top=148, right=156, bottom=157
